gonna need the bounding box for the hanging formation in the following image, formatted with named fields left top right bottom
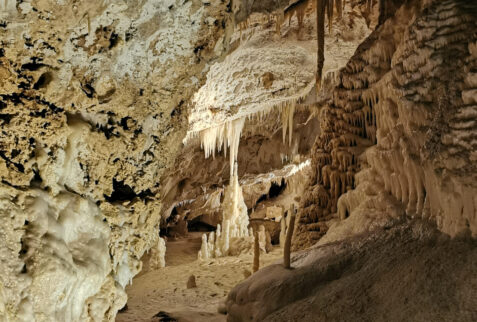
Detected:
left=280, top=0, right=392, bottom=91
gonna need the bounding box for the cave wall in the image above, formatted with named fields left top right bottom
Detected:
left=0, top=0, right=233, bottom=320
left=232, top=0, right=290, bottom=24
left=294, top=0, right=477, bottom=250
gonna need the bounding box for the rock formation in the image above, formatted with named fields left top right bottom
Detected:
left=226, top=219, right=477, bottom=322
left=0, top=0, right=232, bottom=320
left=198, top=165, right=251, bottom=259
left=294, top=0, right=477, bottom=249
left=161, top=0, right=371, bottom=245
left=226, top=0, right=477, bottom=320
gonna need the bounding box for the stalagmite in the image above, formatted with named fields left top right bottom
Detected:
left=207, top=231, right=216, bottom=257
left=258, top=225, right=272, bottom=253
left=284, top=204, right=296, bottom=269
left=149, top=237, right=166, bottom=269
left=187, top=275, right=197, bottom=289
left=222, top=220, right=231, bottom=254
left=253, top=230, right=260, bottom=273
left=215, top=224, right=223, bottom=258
left=198, top=163, right=250, bottom=259
left=280, top=215, right=287, bottom=247
left=222, top=163, right=250, bottom=239
left=198, top=234, right=209, bottom=260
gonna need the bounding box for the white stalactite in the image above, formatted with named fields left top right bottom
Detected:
left=281, top=102, right=296, bottom=146
left=199, top=117, right=245, bottom=177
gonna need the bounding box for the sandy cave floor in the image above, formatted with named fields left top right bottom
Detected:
left=117, top=232, right=283, bottom=322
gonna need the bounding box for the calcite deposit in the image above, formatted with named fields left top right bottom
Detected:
left=294, top=0, right=477, bottom=249
left=0, top=0, right=233, bottom=320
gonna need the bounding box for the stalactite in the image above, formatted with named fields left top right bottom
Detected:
left=283, top=0, right=315, bottom=33
left=198, top=117, right=245, bottom=178
left=188, top=98, right=309, bottom=172
left=327, top=0, right=334, bottom=33
left=336, top=0, right=343, bottom=19
left=316, top=0, right=350, bottom=90
left=316, top=0, right=326, bottom=91
left=281, top=102, right=296, bottom=146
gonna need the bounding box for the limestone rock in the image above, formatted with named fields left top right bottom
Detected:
left=0, top=0, right=233, bottom=320
left=294, top=0, right=477, bottom=250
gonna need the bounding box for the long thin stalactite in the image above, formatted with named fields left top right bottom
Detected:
left=315, top=0, right=391, bottom=91
left=316, top=0, right=327, bottom=91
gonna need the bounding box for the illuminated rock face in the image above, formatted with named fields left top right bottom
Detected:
left=161, top=0, right=371, bottom=242
left=295, top=0, right=477, bottom=249
left=0, top=0, right=232, bottom=320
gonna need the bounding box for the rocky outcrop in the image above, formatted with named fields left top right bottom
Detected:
left=328, top=0, right=477, bottom=243
left=0, top=0, right=232, bottom=320
left=294, top=0, right=477, bottom=250
left=226, top=219, right=477, bottom=321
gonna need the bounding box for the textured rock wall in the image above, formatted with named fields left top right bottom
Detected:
left=232, top=0, right=290, bottom=24
left=0, top=0, right=232, bottom=320
left=331, top=0, right=477, bottom=242
left=294, top=0, right=477, bottom=250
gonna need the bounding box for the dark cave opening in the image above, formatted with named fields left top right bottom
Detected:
left=188, top=216, right=216, bottom=232
left=269, top=179, right=287, bottom=198
left=34, top=72, right=53, bottom=90
left=105, top=179, right=153, bottom=202
left=254, top=179, right=287, bottom=208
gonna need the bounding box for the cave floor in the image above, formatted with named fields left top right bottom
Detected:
left=117, top=232, right=283, bottom=322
